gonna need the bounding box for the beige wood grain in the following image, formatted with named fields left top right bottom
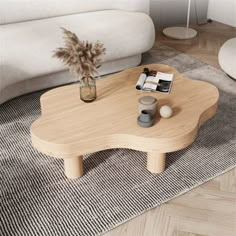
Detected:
left=31, top=64, right=219, bottom=178
left=174, top=232, right=208, bottom=236
left=31, top=64, right=219, bottom=157
left=64, top=156, right=83, bottom=179
left=147, top=152, right=166, bottom=173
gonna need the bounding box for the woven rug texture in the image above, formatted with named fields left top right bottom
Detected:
left=1, top=43, right=236, bottom=236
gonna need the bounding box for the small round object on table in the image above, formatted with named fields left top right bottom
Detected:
left=160, top=105, right=173, bottom=119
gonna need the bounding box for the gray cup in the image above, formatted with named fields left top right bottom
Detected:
left=137, top=110, right=154, bottom=128
left=139, top=110, right=153, bottom=122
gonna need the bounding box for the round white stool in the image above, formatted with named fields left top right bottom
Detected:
left=218, top=38, right=236, bottom=80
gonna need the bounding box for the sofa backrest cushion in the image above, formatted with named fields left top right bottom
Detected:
left=0, top=0, right=150, bottom=25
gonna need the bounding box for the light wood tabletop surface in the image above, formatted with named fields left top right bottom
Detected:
left=31, top=64, right=219, bottom=178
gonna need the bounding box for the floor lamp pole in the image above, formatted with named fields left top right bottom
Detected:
left=187, top=0, right=191, bottom=29
left=163, top=0, right=197, bottom=40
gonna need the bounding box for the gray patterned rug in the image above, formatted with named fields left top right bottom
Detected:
left=1, top=43, right=236, bottom=236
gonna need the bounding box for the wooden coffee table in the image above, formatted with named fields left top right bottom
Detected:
left=31, top=64, right=219, bottom=179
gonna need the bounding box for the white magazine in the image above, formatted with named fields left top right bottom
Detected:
left=136, top=71, right=174, bottom=93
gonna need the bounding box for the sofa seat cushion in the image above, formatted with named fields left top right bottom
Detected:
left=0, top=10, right=155, bottom=91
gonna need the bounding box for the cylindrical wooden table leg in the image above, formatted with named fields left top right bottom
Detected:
left=64, top=156, right=83, bottom=179
left=147, top=152, right=166, bottom=174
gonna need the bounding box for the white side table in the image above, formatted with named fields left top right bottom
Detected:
left=163, top=0, right=197, bottom=40
left=218, top=38, right=236, bottom=80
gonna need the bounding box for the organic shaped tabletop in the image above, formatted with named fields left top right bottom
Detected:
left=31, top=64, right=219, bottom=179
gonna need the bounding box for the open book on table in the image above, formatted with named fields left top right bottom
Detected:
left=136, top=70, right=174, bottom=94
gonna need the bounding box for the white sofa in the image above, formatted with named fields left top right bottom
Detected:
left=0, top=0, right=155, bottom=104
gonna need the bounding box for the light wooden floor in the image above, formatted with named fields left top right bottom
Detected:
left=104, top=21, right=236, bottom=236
left=157, top=21, right=236, bottom=69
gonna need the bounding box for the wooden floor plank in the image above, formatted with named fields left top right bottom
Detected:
left=174, top=231, right=208, bottom=236
left=178, top=216, right=236, bottom=236
left=219, top=168, right=236, bottom=193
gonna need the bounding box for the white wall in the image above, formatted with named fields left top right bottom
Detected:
left=150, top=0, right=209, bottom=29
left=208, top=0, right=236, bottom=27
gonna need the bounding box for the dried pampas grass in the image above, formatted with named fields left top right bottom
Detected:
left=53, top=28, right=106, bottom=80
